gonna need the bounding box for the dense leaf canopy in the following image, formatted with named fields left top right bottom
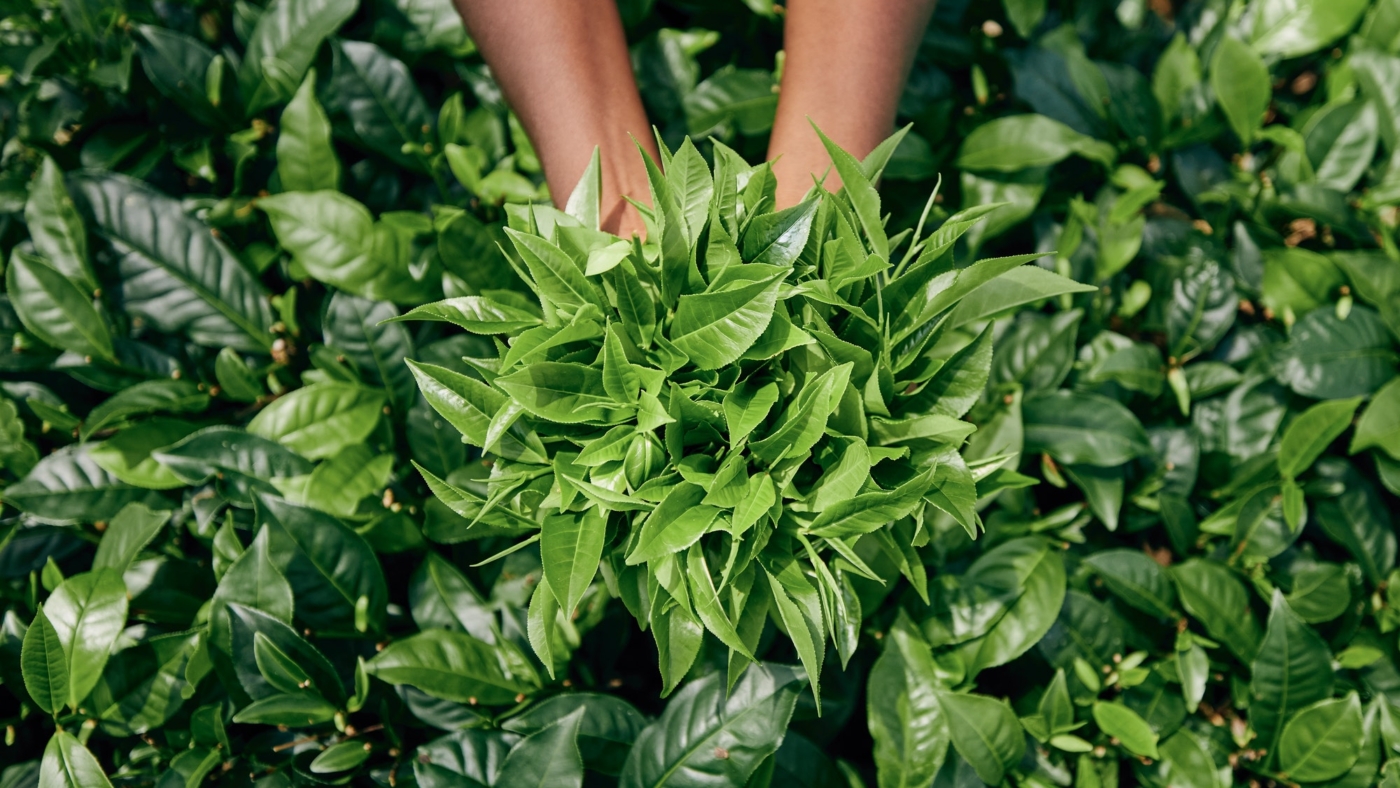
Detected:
left=1, top=0, right=1399, bottom=785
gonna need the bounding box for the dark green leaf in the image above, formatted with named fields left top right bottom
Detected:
left=133, top=26, right=234, bottom=129
left=256, top=495, right=388, bottom=633
left=1250, top=591, right=1334, bottom=758
left=1024, top=390, right=1152, bottom=466
left=954, top=537, right=1067, bottom=675
left=21, top=606, right=66, bottom=715
left=327, top=39, right=433, bottom=167
left=81, top=379, right=210, bottom=439
left=619, top=664, right=805, bottom=788
left=6, top=444, right=168, bottom=522
left=1083, top=549, right=1176, bottom=618
left=939, top=691, right=1026, bottom=784
left=73, top=173, right=275, bottom=351
left=1171, top=559, right=1261, bottom=662
left=88, top=631, right=195, bottom=736
left=1274, top=307, right=1397, bottom=399
left=495, top=707, right=586, bottom=788
left=154, top=426, right=315, bottom=498
left=502, top=694, right=646, bottom=775
left=324, top=293, right=416, bottom=412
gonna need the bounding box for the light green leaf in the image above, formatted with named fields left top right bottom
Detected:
left=232, top=691, right=338, bottom=726
left=400, top=296, right=546, bottom=333
left=494, top=362, right=626, bottom=425
left=668, top=267, right=786, bottom=369
left=1351, top=376, right=1400, bottom=459
left=92, top=503, right=170, bottom=573
left=247, top=382, right=385, bottom=460
left=868, top=616, right=950, bottom=788
left=1211, top=36, right=1270, bottom=144
left=1250, top=0, right=1370, bottom=57
left=627, top=483, right=719, bottom=565
left=365, top=629, right=538, bottom=705
left=46, top=570, right=129, bottom=711
left=1277, top=694, right=1364, bottom=782
left=6, top=250, right=114, bottom=362
left=541, top=510, right=606, bottom=617
left=1092, top=701, right=1159, bottom=758
left=24, top=156, right=95, bottom=290
left=277, top=68, right=340, bottom=191
left=813, top=126, right=889, bottom=259
left=957, top=115, right=1116, bottom=172
left=1279, top=396, right=1363, bottom=480
left=239, top=0, right=358, bottom=114
left=39, top=731, right=114, bottom=788
left=505, top=229, right=604, bottom=311
left=565, top=147, right=601, bottom=230
left=742, top=200, right=819, bottom=268
left=807, top=470, right=931, bottom=538
left=309, top=741, right=372, bottom=774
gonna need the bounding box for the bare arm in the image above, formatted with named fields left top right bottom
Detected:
left=452, top=0, right=659, bottom=236
left=767, top=0, right=937, bottom=208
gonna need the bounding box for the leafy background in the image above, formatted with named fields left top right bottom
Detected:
left=1, top=0, right=1400, bottom=785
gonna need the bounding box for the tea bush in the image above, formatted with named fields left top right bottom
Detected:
left=1, top=0, right=1399, bottom=785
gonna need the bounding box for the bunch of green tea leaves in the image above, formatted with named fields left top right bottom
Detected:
left=399, top=128, right=1093, bottom=702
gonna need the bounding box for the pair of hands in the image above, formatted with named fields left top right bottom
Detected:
left=452, top=0, right=938, bottom=238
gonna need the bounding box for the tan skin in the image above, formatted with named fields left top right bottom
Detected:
left=453, top=0, right=937, bottom=237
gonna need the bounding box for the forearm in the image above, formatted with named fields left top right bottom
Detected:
left=768, top=0, right=936, bottom=206
left=453, top=0, right=657, bottom=233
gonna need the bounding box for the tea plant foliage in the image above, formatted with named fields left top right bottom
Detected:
left=1, top=0, right=1400, bottom=785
